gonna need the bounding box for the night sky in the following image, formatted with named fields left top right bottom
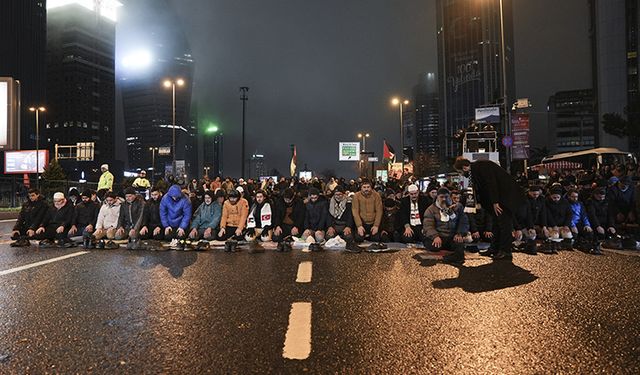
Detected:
left=118, top=0, right=591, bottom=177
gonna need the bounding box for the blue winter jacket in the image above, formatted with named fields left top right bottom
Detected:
left=160, top=185, right=192, bottom=230
left=569, top=201, right=591, bottom=228
left=191, top=201, right=222, bottom=230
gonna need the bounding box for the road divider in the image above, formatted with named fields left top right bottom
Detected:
left=283, top=302, right=312, bottom=360
left=296, top=261, right=312, bottom=283
left=0, top=251, right=90, bottom=276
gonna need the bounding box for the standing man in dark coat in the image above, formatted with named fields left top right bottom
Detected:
left=454, top=157, right=526, bottom=260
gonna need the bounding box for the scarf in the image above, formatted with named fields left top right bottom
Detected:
left=435, top=200, right=456, bottom=222
left=329, top=196, right=347, bottom=219
left=247, top=202, right=272, bottom=228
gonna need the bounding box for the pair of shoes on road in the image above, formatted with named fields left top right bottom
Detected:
left=82, top=237, right=96, bottom=249
left=224, top=239, right=239, bottom=252
left=38, top=239, right=55, bottom=248
left=276, top=241, right=292, bottom=252
left=344, top=241, right=364, bottom=253
left=10, top=238, right=31, bottom=247
left=104, top=240, right=119, bottom=250
left=127, top=238, right=140, bottom=250
left=365, top=243, right=391, bottom=253
left=308, top=242, right=324, bottom=252
left=194, top=240, right=210, bottom=251
left=491, top=251, right=513, bottom=261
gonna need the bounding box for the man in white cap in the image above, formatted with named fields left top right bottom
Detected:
left=97, top=164, right=114, bottom=200
left=35, top=192, right=75, bottom=247
left=396, top=184, right=430, bottom=243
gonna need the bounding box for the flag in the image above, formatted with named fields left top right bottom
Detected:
left=383, top=140, right=396, bottom=162
left=290, top=145, right=297, bottom=177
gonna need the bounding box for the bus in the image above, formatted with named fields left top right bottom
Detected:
left=541, top=147, right=634, bottom=171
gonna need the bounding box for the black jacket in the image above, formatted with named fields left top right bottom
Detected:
left=327, top=200, right=354, bottom=229
left=513, top=202, right=533, bottom=230
left=273, top=197, right=306, bottom=229
left=545, top=198, right=572, bottom=227
left=470, top=160, right=526, bottom=213
left=42, top=200, right=74, bottom=229
left=304, top=197, right=328, bottom=231
left=72, top=200, right=100, bottom=227
left=142, top=199, right=162, bottom=228
left=118, top=196, right=145, bottom=230
left=395, top=195, right=430, bottom=230
left=586, top=198, right=614, bottom=229
left=526, top=196, right=547, bottom=227
left=14, top=196, right=48, bottom=232
left=468, top=207, right=493, bottom=233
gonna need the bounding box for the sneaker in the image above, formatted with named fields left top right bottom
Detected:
left=62, top=239, right=76, bottom=248
left=523, top=241, right=537, bottom=255
left=105, top=240, right=120, bottom=249
left=224, top=240, right=238, bottom=252
left=127, top=238, right=140, bottom=250
left=10, top=238, right=30, bottom=247
left=368, top=243, right=388, bottom=250
left=169, top=238, right=179, bottom=248
left=308, top=243, right=323, bottom=252
left=96, top=240, right=105, bottom=249
left=177, top=240, right=187, bottom=251
left=195, top=240, right=210, bottom=251
left=276, top=241, right=292, bottom=252
left=38, top=239, right=54, bottom=248
left=344, top=241, right=363, bottom=253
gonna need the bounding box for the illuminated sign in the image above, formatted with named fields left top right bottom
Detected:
left=4, top=150, right=49, bottom=174
left=339, top=142, right=360, bottom=161
left=48, top=0, right=123, bottom=22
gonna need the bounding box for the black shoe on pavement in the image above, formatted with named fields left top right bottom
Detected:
left=368, top=243, right=388, bottom=250
left=105, top=240, right=119, bottom=249
left=523, top=241, right=537, bottom=255
left=308, top=243, right=324, bottom=252
left=10, top=238, right=30, bottom=247
left=224, top=240, right=238, bottom=252
left=96, top=240, right=105, bottom=249
left=276, top=241, right=292, bottom=252
left=344, top=241, right=363, bottom=253
left=38, top=239, right=54, bottom=248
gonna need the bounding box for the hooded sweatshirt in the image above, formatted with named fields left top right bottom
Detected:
left=96, top=198, right=122, bottom=230
left=160, top=185, right=192, bottom=230
left=191, top=201, right=222, bottom=230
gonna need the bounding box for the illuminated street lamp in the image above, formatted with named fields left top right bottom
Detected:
left=391, top=98, right=410, bottom=175
left=163, top=78, right=185, bottom=175
left=357, top=132, right=370, bottom=152
left=29, top=106, right=46, bottom=189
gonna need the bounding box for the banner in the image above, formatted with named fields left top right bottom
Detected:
left=338, top=142, right=360, bottom=161
left=511, top=114, right=530, bottom=160
left=0, top=82, right=6, bottom=146
left=475, top=106, right=501, bottom=123
left=4, top=150, right=49, bottom=174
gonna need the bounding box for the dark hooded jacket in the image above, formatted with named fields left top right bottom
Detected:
left=14, top=196, right=48, bottom=232
left=304, top=196, right=328, bottom=231
left=118, top=195, right=145, bottom=231
left=72, top=200, right=100, bottom=228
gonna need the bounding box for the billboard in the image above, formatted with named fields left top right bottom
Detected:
left=0, top=77, right=20, bottom=150
left=475, top=107, right=501, bottom=124
left=0, top=81, right=6, bottom=146
left=338, top=142, right=360, bottom=161
left=158, top=146, right=171, bottom=156
left=511, top=114, right=530, bottom=160
left=4, top=150, right=49, bottom=174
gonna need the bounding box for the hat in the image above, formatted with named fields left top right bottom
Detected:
left=124, top=187, right=137, bottom=195
left=81, top=189, right=92, bottom=198
left=236, top=186, right=244, bottom=194
left=53, top=192, right=65, bottom=200
left=407, top=184, right=419, bottom=193
left=550, top=187, right=564, bottom=196
left=309, top=187, right=320, bottom=196
left=101, top=164, right=109, bottom=170
left=68, top=188, right=80, bottom=197
left=437, top=187, right=450, bottom=196
left=529, top=185, right=543, bottom=192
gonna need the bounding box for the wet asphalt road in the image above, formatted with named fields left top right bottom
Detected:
left=1, top=220, right=640, bottom=373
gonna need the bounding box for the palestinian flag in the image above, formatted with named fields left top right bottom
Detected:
left=290, top=145, right=297, bottom=177
left=383, top=140, right=396, bottom=162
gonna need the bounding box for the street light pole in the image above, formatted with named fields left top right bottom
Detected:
left=149, top=147, right=158, bottom=185
left=29, top=106, right=46, bottom=189
left=499, top=0, right=511, bottom=172
left=392, top=98, right=409, bottom=176
left=163, top=78, right=184, bottom=177
left=240, top=87, right=249, bottom=178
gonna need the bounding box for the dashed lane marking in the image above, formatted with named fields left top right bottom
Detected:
left=296, top=261, right=312, bottom=283
left=0, top=251, right=90, bottom=276
left=283, top=302, right=312, bottom=360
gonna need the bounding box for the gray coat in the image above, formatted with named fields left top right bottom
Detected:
left=423, top=203, right=469, bottom=239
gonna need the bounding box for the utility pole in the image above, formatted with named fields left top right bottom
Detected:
left=240, top=87, right=249, bottom=178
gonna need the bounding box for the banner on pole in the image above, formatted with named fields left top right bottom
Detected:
left=511, top=114, right=530, bottom=160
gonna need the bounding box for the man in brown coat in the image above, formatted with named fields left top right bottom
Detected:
left=351, top=179, right=383, bottom=243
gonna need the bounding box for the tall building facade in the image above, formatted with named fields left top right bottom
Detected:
left=548, top=89, right=596, bottom=153
left=117, top=0, right=195, bottom=177
left=436, top=0, right=515, bottom=160
left=591, top=0, right=638, bottom=151
left=45, top=1, right=119, bottom=163
left=0, top=0, right=47, bottom=151
left=203, top=133, right=224, bottom=178
left=250, top=153, right=267, bottom=179
left=413, top=72, right=441, bottom=175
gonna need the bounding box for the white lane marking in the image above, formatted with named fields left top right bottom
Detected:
left=283, top=302, right=312, bottom=360
left=0, top=219, right=17, bottom=223
left=0, top=251, right=90, bottom=276
left=296, top=261, right=312, bottom=283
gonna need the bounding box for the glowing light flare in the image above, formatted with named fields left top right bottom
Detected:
left=122, top=50, right=153, bottom=70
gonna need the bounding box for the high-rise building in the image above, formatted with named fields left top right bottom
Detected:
left=250, top=153, right=267, bottom=179
left=0, top=0, right=47, bottom=151
left=548, top=89, right=596, bottom=153
left=117, top=0, right=194, bottom=176
left=45, top=0, right=120, bottom=164
left=203, top=133, right=224, bottom=178
left=590, top=0, right=638, bottom=151
left=436, top=0, right=515, bottom=160
left=402, top=105, right=416, bottom=162
left=413, top=72, right=442, bottom=175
